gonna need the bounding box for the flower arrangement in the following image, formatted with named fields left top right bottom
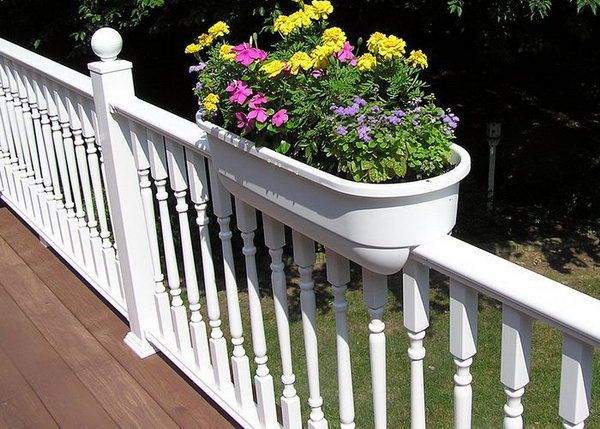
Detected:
left=186, top=1, right=460, bottom=183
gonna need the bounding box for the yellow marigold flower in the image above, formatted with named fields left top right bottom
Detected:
left=203, top=93, right=219, bottom=112
left=304, top=4, right=318, bottom=19
left=261, top=60, right=287, bottom=78
left=357, top=53, right=377, bottom=71
left=219, top=44, right=236, bottom=61
left=208, top=21, right=230, bottom=38
left=310, top=45, right=332, bottom=69
left=289, top=10, right=312, bottom=29
left=288, top=52, right=312, bottom=74
left=274, top=15, right=295, bottom=36
left=322, top=27, right=346, bottom=51
left=184, top=43, right=201, bottom=54
left=378, top=35, right=406, bottom=60
left=197, top=33, right=214, bottom=49
left=311, top=0, right=333, bottom=19
left=408, top=50, right=428, bottom=69
left=367, top=32, right=386, bottom=54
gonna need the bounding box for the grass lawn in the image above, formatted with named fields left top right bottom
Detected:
left=200, top=238, right=600, bottom=428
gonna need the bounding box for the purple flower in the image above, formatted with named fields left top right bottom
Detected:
left=189, top=62, right=207, bottom=73
left=357, top=114, right=366, bottom=123
left=194, top=82, right=203, bottom=90
left=370, top=105, right=382, bottom=113
left=335, top=125, right=348, bottom=136
left=392, top=110, right=406, bottom=117
left=326, top=115, right=333, bottom=121
left=353, top=96, right=367, bottom=107
left=387, top=115, right=402, bottom=125
left=357, top=125, right=372, bottom=142
left=345, top=103, right=360, bottom=116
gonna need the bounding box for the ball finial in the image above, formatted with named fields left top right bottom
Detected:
left=91, top=28, right=122, bottom=62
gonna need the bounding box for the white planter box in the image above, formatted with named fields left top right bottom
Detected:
left=198, top=119, right=471, bottom=275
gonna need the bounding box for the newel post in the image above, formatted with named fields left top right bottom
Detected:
left=88, top=28, right=157, bottom=357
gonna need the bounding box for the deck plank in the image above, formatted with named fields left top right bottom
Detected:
left=0, top=235, right=181, bottom=429
left=0, top=285, right=119, bottom=428
left=0, top=206, right=238, bottom=428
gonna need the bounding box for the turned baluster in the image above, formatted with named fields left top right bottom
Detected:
left=500, top=305, right=532, bottom=429
left=0, top=62, right=12, bottom=195
left=74, top=95, right=102, bottom=278
left=293, top=231, right=328, bottom=429
left=53, top=84, right=84, bottom=260
left=263, top=214, right=302, bottom=429
left=235, top=198, right=278, bottom=427
left=14, top=65, right=42, bottom=221
left=31, top=74, right=62, bottom=239
left=559, top=335, right=594, bottom=429
left=363, top=268, right=388, bottom=429
left=1, top=60, right=28, bottom=207
left=140, top=129, right=173, bottom=341
left=403, top=260, right=430, bottom=429
left=42, top=78, right=73, bottom=252
left=22, top=69, right=52, bottom=231
left=326, top=249, right=355, bottom=429
left=449, top=279, right=478, bottom=429
left=206, top=160, right=254, bottom=410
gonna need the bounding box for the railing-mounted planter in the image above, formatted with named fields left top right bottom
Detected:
left=199, top=119, right=471, bottom=275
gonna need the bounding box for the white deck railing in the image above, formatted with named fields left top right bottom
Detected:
left=0, top=29, right=597, bottom=429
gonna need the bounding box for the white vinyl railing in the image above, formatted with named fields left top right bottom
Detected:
left=0, top=29, right=597, bottom=429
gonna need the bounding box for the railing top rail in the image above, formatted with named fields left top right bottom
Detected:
left=411, top=235, right=600, bottom=347
left=110, top=96, right=209, bottom=158
left=0, top=37, right=92, bottom=98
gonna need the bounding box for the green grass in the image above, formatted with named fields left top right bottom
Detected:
left=188, top=250, right=600, bottom=429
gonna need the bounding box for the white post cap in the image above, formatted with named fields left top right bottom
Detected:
left=91, top=28, right=123, bottom=62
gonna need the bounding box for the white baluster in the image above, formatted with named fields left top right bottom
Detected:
left=32, top=74, right=61, bottom=239
left=500, top=306, right=532, bottom=429
left=559, top=335, right=594, bottom=429
left=42, top=78, right=73, bottom=252
left=1, top=62, right=20, bottom=201
left=449, top=279, right=478, bottom=429
left=326, top=248, right=355, bottom=429
left=14, top=65, right=43, bottom=222
left=22, top=70, right=51, bottom=231
left=134, top=128, right=172, bottom=342
left=362, top=268, right=387, bottom=429
left=65, top=89, right=95, bottom=271
left=207, top=161, right=254, bottom=412
left=263, top=214, right=302, bottom=429
left=86, top=106, right=119, bottom=294
left=236, top=198, right=278, bottom=428
left=165, top=138, right=203, bottom=364
left=403, top=260, right=430, bottom=429
left=69, top=93, right=100, bottom=276
left=184, top=149, right=215, bottom=376
left=1, top=60, right=28, bottom=208
left=293, top=231, right=328, bottom=429
left=147, top=135, right=192, bottom=359
left=53, top=83, right=84, bottom=260
left=0, top=63, right=13, bottom=197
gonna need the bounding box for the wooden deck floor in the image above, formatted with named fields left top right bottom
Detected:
left=0, top=203, right=239, bottom=428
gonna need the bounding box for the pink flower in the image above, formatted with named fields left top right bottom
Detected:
left=232, top=43, right=268, bottom=67
left=247, top=107, right=269, bottom=123
left=271, top=109, right=289, bottom=127
left=249, top=92, right=268, bottom=109
left=336, top=41, right=356, bottom=63
left=311, top=69, right=324, bottom=78
left=234, top=112, right=255, bottom=131
left=226, top=80, right=253, bottom=105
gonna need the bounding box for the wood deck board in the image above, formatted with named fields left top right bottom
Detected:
left=0, top=205, right=238, bottom=428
